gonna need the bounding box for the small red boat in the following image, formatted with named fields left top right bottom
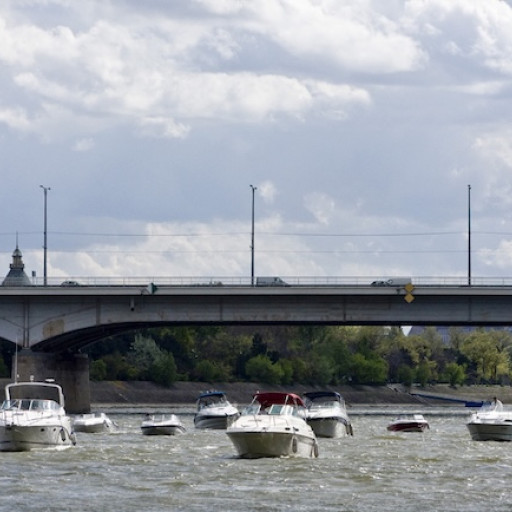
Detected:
left=387, top=414, right=429, bottom=433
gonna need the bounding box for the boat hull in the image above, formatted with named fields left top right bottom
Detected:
left=194, top=413, right=239, bottom=430
left=227, top=430, right=318, bottom=459
left=141, top=425, right=186, bottom=436
left=467, top=422, right=512, bottom=441
left=73, top=414, right=116, bottom=433
left=0, top=423, right=76, bottom=451
left=307, top=418, right=352, bottom=438
left=387, top=422, right=428, bottom=433
left=141, top=414, right=186, bottom=435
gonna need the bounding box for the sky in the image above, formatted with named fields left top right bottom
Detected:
left=2, top=0, right=512, bottom=285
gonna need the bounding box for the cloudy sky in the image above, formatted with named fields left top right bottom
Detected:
left=2, top=0, right=512, bottom=284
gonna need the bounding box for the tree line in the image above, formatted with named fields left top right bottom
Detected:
left=1, top=325, right=511, bottom=387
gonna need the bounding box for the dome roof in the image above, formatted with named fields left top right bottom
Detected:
left=2, top=245, right=32, bottom=286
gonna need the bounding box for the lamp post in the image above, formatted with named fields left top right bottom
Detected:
left=250, top=184, right=257, bottom=286
left=40, top=185, right=50, bottom=286
left=468, top=184, right=471, bottom=287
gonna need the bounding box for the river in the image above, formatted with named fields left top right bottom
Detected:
left=1, top=404, right=511, bottom=512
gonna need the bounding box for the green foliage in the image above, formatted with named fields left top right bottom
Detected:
left=127, top=334, right=163, bottom=380
left=460, top=330, right=512, bottom=383
left=397, top=364, right=414, bottom=387
left=245, top=354, right=283, bottom=384
left=415, top=361, right=432, bottom=387
left=90, top=359, right=107, bottom=381
left=74, top=324, right=512, bottom=388
left=193, top=360, right=230, bottom=382
left=443, top=362, right=466, bottom=387
left=350, top=353, right=388, bottom=385
left=306, top=354, right=336, bottom=386
left=151, top=352, right=177, bottom=387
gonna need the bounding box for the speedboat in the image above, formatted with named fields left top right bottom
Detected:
left=141, top=414, right=186, bottom=435
left=387, top=414, right=429, bottom=432
left=0, top=380, right=76, bottom=451
left=303, top=391, right=353, bottom=438
left=194, top=390, right=240, bottom=429
left=467, top=399, right=512, bottom=441
left=226, top=392, right=319, bottom=459
left=73, top=412, right=117, bottom=433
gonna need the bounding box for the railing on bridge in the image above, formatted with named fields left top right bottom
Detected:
left=24, top=275, right=512, bottom=287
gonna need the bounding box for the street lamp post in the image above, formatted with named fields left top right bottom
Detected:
left=468, top=184, right=471, bottom=287
left=250, top=184, right=257, bottom=286
left=40, top=185, right=50, bottom=286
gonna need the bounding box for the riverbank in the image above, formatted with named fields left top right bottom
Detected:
left=2, top=378, right=510, bottom=406
left=89, top=381, right=512, bottom=406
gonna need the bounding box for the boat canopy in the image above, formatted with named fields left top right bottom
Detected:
left=5, top=381, right=65, bottom=406
left=253, top=392, right=305, bottom=409
left=197, top=391, right=226, bottom=400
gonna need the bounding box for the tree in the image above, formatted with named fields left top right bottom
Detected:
left=193, top=360, right=231, bottom=382
left=127, top=334, right=164, bottom=380
left=461, top=330, right=511, bottom=383
left=151, top=352, right=178, bottom=387
left=245, top=355, right=283, bottom=384
left=443, top=362, right=466, bottom=387
left=90, top=359, right=107, bottom=381
left=350, top=353, right=388, bottom=385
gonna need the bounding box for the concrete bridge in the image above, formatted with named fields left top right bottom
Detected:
left=2, top=278, right=512, bottom=411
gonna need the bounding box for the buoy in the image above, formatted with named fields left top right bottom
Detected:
left=292, top=436, right=298, bottom=453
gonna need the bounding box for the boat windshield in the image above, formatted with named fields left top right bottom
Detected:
left=242, top=404, right=261, bottom=415
left=268, top=404, right=296, bottom=416
left=0, top=399, right=59, bottom=411
left=309, top=400, right=340, bottom=410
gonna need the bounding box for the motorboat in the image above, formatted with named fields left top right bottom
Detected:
left=303, top=391, right=353, bottom=438
left=0, top=380, right=76, bottom=451
left=226, top=391, right=319, bottom=459
left=73, top=412, right=117, bottom=433
left=141, top=414, right=186, bottom=435
left=387, top=414, right=429, bottom=432
left=467, top=399, right=512, bottom=441
left=194, top=390, right=240, bottom=429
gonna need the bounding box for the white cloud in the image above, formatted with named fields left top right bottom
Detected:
left=72, top=137, right=94, bottom=151
left=2, top=0, right=512, bottom=283
left=304, top=192, right=336, bottom=225
left=257, top=181, right=277, bottom=204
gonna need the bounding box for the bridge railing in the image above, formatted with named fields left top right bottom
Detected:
left=24, top=275, right=512, bottom=287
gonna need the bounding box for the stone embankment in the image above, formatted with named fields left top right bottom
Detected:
left=2, top=378, right=510, bottom=406
left=89, top=381, right=512, bottom=406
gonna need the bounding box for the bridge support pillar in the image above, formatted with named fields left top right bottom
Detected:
left=13, top=350, right=91, bottom=414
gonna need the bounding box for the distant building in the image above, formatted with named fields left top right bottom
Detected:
left=2, top=245, right=32, bottom=286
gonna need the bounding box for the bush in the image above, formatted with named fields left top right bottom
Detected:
left=90, top=359, right=107, bottom=381
left=245, top=355, right=283, bottom=385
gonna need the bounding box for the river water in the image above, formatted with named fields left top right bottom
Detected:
left=1, top=404, right=511, bottom=512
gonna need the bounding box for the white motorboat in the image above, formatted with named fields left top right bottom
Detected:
left=194, top=390, right=240, bottom=429
left=467, top=399, right=512, bottom=441
left=0, top=380, right=76, bottom=451
left=303, top=391, right=353, bottom=438
left=73, top=412, right=117, bottom=433
left=226, top=392, right=319, bottom=459
left=141, top=414, right=186, bottom=435
left=387, top=414, right=429, bottom=433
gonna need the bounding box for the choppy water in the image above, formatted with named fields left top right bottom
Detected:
left=1, top=405, right=511, bottom=512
